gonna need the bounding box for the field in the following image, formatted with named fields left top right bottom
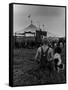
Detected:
left=13, top=46, right=66, bottom=86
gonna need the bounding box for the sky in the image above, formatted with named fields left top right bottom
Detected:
left=13, top=4, right=65, bottom=37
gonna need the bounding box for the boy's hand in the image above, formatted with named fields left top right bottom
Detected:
left=34, top=60, right=40, bottom=64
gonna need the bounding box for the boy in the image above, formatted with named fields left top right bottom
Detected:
left=35, top=38, right=53, bottom=72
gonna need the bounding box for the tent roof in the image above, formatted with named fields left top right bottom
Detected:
left=24, top=23, right=37, bottom=32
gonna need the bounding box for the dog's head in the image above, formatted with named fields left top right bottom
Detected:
left=58, top=63, right=65, bottom=72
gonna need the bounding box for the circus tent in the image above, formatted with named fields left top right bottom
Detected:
left=15, top=21, right=38, bottom=37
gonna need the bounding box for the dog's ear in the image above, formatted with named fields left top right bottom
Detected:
left=54, top=59, right=59, bottom=64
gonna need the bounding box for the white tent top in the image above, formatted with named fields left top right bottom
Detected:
left=24, top=23, right=38, bottom=32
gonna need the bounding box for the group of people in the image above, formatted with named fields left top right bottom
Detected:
left=35, top=38, right=64, bottom=73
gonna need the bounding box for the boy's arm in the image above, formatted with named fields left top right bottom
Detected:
left=48, top=48, right=54, bottom=61
left=35, top=47, right=41, bottom=62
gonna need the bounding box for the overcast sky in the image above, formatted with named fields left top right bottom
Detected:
left=13, top=4, right=65, bottom=37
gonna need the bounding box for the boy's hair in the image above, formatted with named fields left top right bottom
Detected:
left=54, top=47, right=62, bottom=54
left=42, top=38, right=48, bottom=45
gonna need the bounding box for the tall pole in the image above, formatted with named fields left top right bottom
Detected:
left=28, top=14, right=32, bottom=24
left=39, top=25, right=40, bottom=29
left=42, top=24, right=44, bottom=31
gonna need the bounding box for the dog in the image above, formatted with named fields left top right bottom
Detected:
left=53, top=47, right=64, bottom=72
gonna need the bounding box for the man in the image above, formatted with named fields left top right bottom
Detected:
left=35, top=38, right=54, bottom=71
left=59, top=42, right=63, bottom=48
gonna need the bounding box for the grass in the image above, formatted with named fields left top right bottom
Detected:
left=13, top=47, right=66, bottom=86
